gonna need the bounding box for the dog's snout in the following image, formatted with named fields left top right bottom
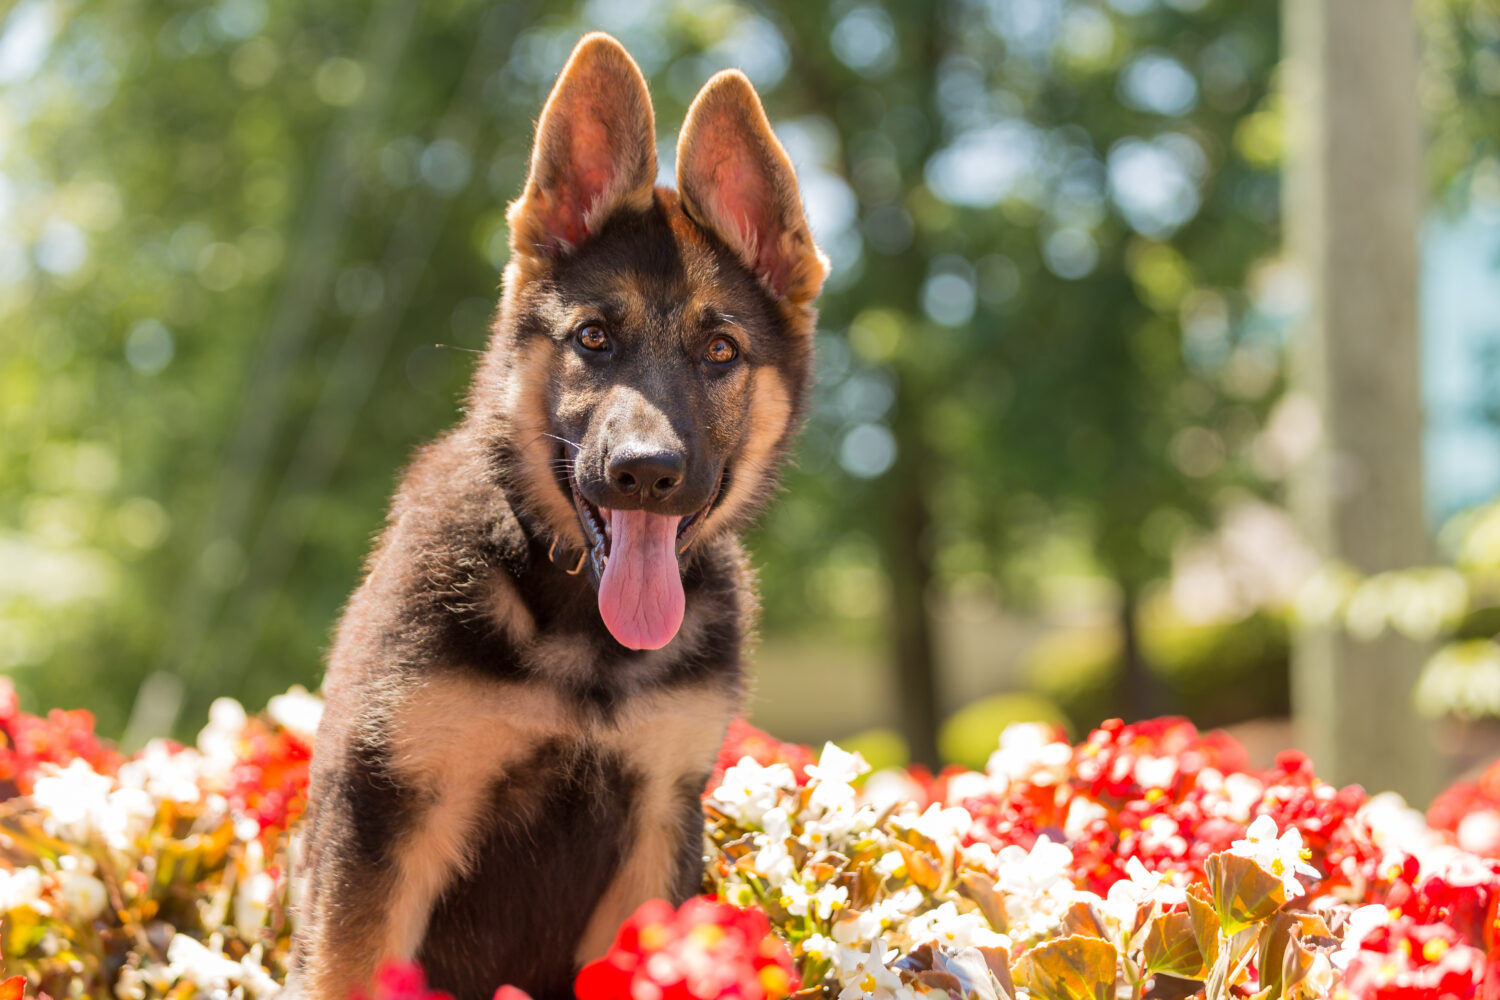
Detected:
left=607, top=448, right=685, bottom=502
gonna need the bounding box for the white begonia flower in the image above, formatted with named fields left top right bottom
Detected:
left=31, top=758, right=114, bottom=843
left=836, top=937, right=907, bottom=1000
left=833, top=907, right=885, bottom=948
left=993, top=837, right=1085, bottom=941
left=803, top=787, right=870, bottom=845
left=861, top=769, right=927, bottom=812
left=832, top=890, right=923, bottom=949
left=1229, top=815, right=1322, bottom=897
left=780, top=881, right=813, bottom=917
left=1217, top=772, right=1266, bottom=821
left=752, top=806, right=796, bottom=886
left=806, top=743, right=870, bottom=786
left=724, top=881, right=755, bottom=908
left=1133, top=754, right=1178, bottom=790
left=1063, top=796, right=1109, bottom=839
left=234, top=869, right=278, bottom=937
left=807, top=756, right=860, bottom=816
left=1359, top=792, right=1447, bottom=863
left=0, top=865, right=51, bottom=915
left=709, top=757, right=796, bottom=826
left=119, top=740, right=209, bottom=804
left=56, top=868, right=109, bottom=921
left=912, top=803, right=974, bottom=864
left=985, top=722, right=1073, bottom=790
left=802, top=932, right=840, bottom=965
left=167, top=934, right=279, bottom=997
left=812, top=882, right=850, bottom=920
left=993, top=837, right=1074, bottom=896
left=99, top=786, right=159, bottom=849
left=267, top=685, right=324, bottom=739
left=959, top=841, right=998, bottom=874
left=1102, top=856, right=1186, bottom=925
left=1329, top=903, right=1392, bottom=970
left=166, top=933, right=245, bottom=988
left=197, top=697, right=248, bottom=770
left=1138, top=814, right=1188, bottom=859
left=905, top=900, right=1010, bottom=951
left=943, top=769, right=993, bottom=803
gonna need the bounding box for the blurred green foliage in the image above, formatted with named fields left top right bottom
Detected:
left=1022, top=607, right=1289, bottom=736
left=1, top=0, right=1496, bottom=751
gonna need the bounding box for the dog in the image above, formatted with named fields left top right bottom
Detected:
left=289, top=31, right=827, bottom=1000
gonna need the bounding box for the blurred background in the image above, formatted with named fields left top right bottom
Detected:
left=3, top=0, right=1499, bottom=803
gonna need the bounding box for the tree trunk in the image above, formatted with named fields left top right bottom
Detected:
left=888, top=372, right=942, bottom=768
left=1284, top=0, right=1439, bottom=803
left=1116, top=582, right=1159, bottom=722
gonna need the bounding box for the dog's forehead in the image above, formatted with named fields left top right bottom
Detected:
left=551, top=195, right=770, bottom=331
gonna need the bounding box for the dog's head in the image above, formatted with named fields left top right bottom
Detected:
left=474, top=33, right=827, bottom=652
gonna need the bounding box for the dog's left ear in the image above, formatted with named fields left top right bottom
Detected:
left=508, top=32, right=657, bottom=257
left=677, top=71, right=829, bottom=308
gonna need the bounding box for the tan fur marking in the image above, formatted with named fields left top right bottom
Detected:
left=486, top=568, right=537, bottom=643
left=575, top=684, right=735, bottom=963
left=380, top=675, right=579, bottom=960
left=705, top=367, right=792, bottom=534
left=521, top=634, right=600, bottom=688
left=502, top=336, right=585, bottom=546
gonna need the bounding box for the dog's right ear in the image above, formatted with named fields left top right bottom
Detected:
left=507, top=33, right=657, bottom=258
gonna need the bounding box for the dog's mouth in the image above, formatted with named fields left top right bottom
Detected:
left=569, top=483, right=714, bottom=581
left=557, top=453, right=722, bottom=651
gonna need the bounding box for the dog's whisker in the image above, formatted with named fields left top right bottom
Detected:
left=539, top=431, right=582, bottom=449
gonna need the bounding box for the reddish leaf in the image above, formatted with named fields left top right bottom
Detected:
left=1012, top=935, right=1117, bottom=1000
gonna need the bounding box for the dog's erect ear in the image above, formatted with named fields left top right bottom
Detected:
left=507, top=33, right=657, bottom=257
left=677, top=71, right=829, bottom=308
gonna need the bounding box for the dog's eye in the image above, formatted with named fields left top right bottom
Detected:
left=705, top=337, right=738, bottom=364
left=576, top=324, right=610, bottom=352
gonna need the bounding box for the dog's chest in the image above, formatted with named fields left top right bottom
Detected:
left=376, top=670, right=733, bottom=998
left=383, top=668, right=732, bottom=794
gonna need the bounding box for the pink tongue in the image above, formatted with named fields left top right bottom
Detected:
left=597, top=508, right=685, bottom=650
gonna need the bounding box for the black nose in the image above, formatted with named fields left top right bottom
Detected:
left=607, top=448, right=685, bottom=501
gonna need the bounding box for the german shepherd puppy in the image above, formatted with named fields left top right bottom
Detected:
left=290, top=32, right=827, bottom=1000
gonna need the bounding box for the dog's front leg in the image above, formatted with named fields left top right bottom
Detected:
left=575, top=683, right=734, bottom=963
left=292, top=750, right=415, bottom=1000
left=573, top=769, right=712, bottom=964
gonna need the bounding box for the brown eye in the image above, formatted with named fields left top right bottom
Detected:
left=705, top=337, right=738, bottom=364
left=576, top=324, right=609, bottom=352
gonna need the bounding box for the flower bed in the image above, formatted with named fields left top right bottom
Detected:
left=4, top=682, right=1500, bottom=999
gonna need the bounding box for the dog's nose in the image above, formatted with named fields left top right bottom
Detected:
left=607, top=448, right=685, bottom=501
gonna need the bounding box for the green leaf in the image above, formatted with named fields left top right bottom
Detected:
left=1012, top=935, right=1118, bottom=1000
left=1141, top=910, right=1209, bottom=980
left=1204, top=852, right=1287, bottom=934
left=1186, top=890, right=1222, bottom=969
